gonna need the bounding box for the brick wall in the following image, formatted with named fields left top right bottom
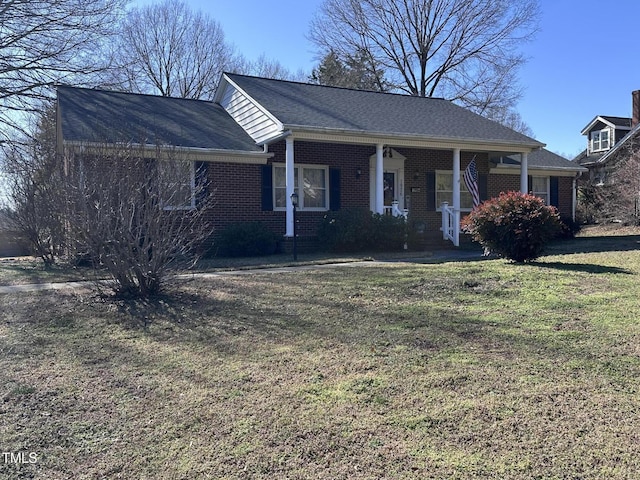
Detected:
left=557, top=176, right=574, bottom=218
left=202, top=142, right=575, bottom=246
left=399, top=148, right=489, bottom=234
left=488, top=174, right=574, bottom=218
left=203, top=140, right=376, bottom=240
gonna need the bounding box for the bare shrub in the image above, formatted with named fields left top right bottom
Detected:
left=64, top=143, right=213, bottom=297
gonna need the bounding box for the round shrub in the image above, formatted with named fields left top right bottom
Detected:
left=461, top=191, right=562, bottom=262
left=217, top=222, right=279, bottom=257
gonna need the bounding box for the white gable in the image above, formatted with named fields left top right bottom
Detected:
left=217, top=79, right=282, bottom=144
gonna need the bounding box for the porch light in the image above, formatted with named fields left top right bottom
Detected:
left=290, top=191, right=299, bottom=207
left=356, top=167, right=362, bottom=179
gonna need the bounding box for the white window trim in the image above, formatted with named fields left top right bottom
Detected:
left=273, top=163, right=330, bottom=212
left=435, top=170, right=474, bottom=212
left=531, top=176, right=549, bottom=204
left=162, top=161, right=196, bottom=211
left=590, top=128, right=610, bottom=153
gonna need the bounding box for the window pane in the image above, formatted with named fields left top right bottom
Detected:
left=461, top=191, right=473, bottom=209
left=531, top=176, right=546, bottom=192
left=161, top=161, right=193, bottom=208
left=531, top=177, right=548, bottom=204
left=275, top=188, right=287, bottom=208
left=436, top=172, right=472, bottom=209
left=302, top=168, right=326, bottom=208
left=436, top=172, right=453, bottom=191
left=274, top=166, right=286, bottom=188
left=436, top=192, right=452, bottom=207
left=274, top=166, right=298, bottom=208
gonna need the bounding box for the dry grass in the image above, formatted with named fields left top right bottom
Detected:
left=1, top=230, right=640, bottom=478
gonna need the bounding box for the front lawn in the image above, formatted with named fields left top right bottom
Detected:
left=2, top=238, right=640, bottom=478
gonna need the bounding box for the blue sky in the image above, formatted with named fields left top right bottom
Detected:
left=136, top=0, right=640, bottom=158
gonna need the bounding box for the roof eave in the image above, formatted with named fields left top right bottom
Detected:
left=273, top=125, right=544, bottom=152
left=63, top=140, right=272, bottom=163
left=580, top=115, right=625, bottom=135
left=492, top=163, right=587, bottom=173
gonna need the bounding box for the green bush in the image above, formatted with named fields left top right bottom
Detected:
left=372, top=213, right=408, bottom=251
left=217, top=222, right=279, bottom=257
left=557, top=216, right=582, bottom=239
left=317, top=208, right=407, bottom=253
left=461, top=191, right=562, bottom=262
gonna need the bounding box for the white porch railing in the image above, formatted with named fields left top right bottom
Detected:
left=440, top=202, right=460, bottom=247
left=384, top=200, right=409, bottom=219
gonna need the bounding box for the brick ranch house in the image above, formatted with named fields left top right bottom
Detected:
left=56, top=73, right=585, bottom=251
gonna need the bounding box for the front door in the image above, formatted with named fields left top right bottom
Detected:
left=383, top=172, right=396, bottom=207
left=369, top=149, right=406, bottom=213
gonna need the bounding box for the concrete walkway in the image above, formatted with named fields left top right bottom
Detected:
left=0, top=250, right=486, bottom=295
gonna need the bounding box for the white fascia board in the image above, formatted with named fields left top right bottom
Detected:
left=580, top=116, right=622, bottom=135
left=262, top=126, right=544, bottom=153
left=490, top=163, right=587, bottom=176
left=216, top=73, right=284, bottom=132
left=63, top=141, right=272, bottom=164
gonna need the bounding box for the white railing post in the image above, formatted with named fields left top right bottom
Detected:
left=442, top=202, right=449, bottom=240
left=440, top=202, right=460, bottom=246
left=453, top=209, right=460, bottom=247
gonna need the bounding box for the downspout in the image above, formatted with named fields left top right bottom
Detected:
left=520, top=152, right=529, bottom=194
left=572, top=173, right=579, bottom=221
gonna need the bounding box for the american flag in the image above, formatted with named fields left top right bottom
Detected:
left=463, top=156, right=480, bottom=208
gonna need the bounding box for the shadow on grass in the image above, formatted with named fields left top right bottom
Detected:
left=529, top=261, right=634, bottom=275
left=548, top=234, right=640, bottom=256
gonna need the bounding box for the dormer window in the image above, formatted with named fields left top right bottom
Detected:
left=590, top=129, right=610, bottom=152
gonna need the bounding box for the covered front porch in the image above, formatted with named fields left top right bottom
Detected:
left=281, top=137, right=533, bottom=247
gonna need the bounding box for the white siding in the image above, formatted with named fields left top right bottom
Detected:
left=219, top=84, right=281, bottom=143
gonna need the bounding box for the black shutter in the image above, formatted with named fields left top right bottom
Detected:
left=261, top=164, right=273, bottom=211
left=478, top=174, right=488, bottom=202
left=329, top=168, right=341, bottom=211
left=426, top=172, right=436, bottom=210
left=527, top=175, right=532, bottom=194
left=549, top=176, right=559, bottom=207
left=195, top=161, right=208, bottom=206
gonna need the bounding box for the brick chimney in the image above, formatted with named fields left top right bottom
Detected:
left=633, top=90, right=640, bottom=127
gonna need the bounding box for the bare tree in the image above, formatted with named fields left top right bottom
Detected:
left=237, top=54, right=308, bottom=82
left=4, top=104, right=66, bottom=266
left=64, top=143, right=214, bottom=297
left=0, top=0, right=126, bottom=141
left=108, top=0, right=237, bottom=99
left=309, top=0, right=539, bottom=117
left=595, top=141, right=640, bottom=225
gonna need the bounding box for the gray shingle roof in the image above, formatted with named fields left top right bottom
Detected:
left=503, top=148, right=585, bottom=170
left=224, top=73, right=543, bottom=148
left=601, top=116, right=632, bottom=128
left=57, top=85, right=262, bottom=152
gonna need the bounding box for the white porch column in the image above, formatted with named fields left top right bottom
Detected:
left=285, top=137, right=295, bottom=237
left=375, top=143, right=384, bottom=214
left=520, top=152, right=529, bottom=194
left=452, top=148, right=461, bottom=246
